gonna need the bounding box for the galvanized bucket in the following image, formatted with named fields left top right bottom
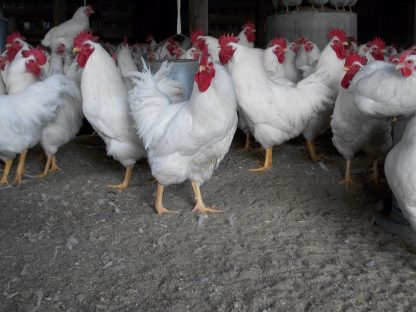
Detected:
left=149, top=59, right=198, bottom=101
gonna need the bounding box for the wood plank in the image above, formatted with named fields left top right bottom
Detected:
left=189, top=0, right=208, bottom=34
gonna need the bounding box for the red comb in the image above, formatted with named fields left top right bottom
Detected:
left=73, top=31, right=99, bottom=49
left=371, top=37, right=386, bottom=49
left=6, top=32, right=26, bottom=45
left=399, top=50, right=416, bottom=64
left=270, top=37, right=287, bottom=49
left=243, top=21, right=255, bottom=30
left=219, top=34, right=238, bottom=47
left=327, top=28, right=346, bottom=42
left=191, top=30, right=204, bottom=44
left=345, top=52, right=367, bottom=68
left=297, top=35, right=308, bottom=44
left=21, top=46, right=47, bottom=65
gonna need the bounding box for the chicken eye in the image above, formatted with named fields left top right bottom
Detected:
left=333, top=39, right=339, bottom=44
left=407, top=60, right=413, bottom=65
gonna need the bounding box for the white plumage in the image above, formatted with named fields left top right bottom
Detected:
left=129, top=54, right=237, bottom=214
left=222, top=38, right=333, bottom=171
left=42, top=5, right=93, bottom=51
left=38, top=52, right=83, bottom=177
left=331, top=55, right=391, bottom=185
left=349, top=52, right=416, bottom=229
left=0, top=75, right=78, bottom=185
left=282, top=0, right=302, bottom=12
left=75, top=37, right=146, bottom=190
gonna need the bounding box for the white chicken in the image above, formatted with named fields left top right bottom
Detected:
left=6, top=46, right=46, bottom=95
left=0, top=75, right=78, bottom=185
left=302, top=28, right=348, bottom=161
left=41, top=5, right=94, bottom=52
left=72, top=31, right=146, bottom=190
left=191, top=21, right=256, bottom=63
left=331, top=53, right=392, bottom=186
left=365, top=37, right=386, bottom=63
left=350, top=50, right=416, bottom=229
left=329, top=0, right=346, bottom=10
left=38, top=50, right=83, bottom=178
left=128, top=46, right=238, bottom=215
left=219, top=34, right=333, bottom=172
left=308, top=0, right=329, bottom=9
left=264, top=38, right=301, bottom=83
left=282, top=0, right=302, bottom=12
left=2, top=32, right=31, bottom=85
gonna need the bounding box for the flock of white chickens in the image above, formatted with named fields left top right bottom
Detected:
left=1, top=4, right=416, bottom=230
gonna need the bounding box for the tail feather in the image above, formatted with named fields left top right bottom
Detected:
left=128, top=66, right=182, bottom=149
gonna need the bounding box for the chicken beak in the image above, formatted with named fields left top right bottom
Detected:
left=283, top=48, right=287, bottom=52
left=343, top=66, right=350, bottom=72
left=199, top=65, right=206, bottom=72
left=395, top=63, right=405, bottom=70
left=5, top=43, right=11, bottom=49
left=342, top=41, right=349, bottom=46
left=72, top=47, right=81, bottom=53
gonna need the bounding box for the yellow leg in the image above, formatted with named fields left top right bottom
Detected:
left=242, top=134, right=251, bottom=152
left=1, top=159, right=13, bottom=186
left=37, top=155, right=52, bottom=178
left=108, top=166, right=134, bottom=191
left=154, top=183, right=176, bottom=215
left=12, top=149, right=28, bottom=186
left=296, top=5, right=300, bottom=10
left=50, top=155, right=60, bottom=173
left=349, top=6, right=352, bottom=12
left=321, top=4, right=325, bottom=9
left=191, top=181, right=222, bottom=214
left=368, top=159, right=380, bottom=187
left=339, top=159, right=354, bottom=187
left=249, top=147, right=273, bottom=173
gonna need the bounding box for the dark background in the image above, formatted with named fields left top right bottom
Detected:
left=0, top=0, right=415, bottom=47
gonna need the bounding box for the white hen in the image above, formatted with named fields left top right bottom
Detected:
left=38, top=51, right=83, bottom=178
left=72, top=31, right=146, bottom=190
left=128, top=46, right=238, bottom=215
left=219, top=35, right=334, bottom=172
left=42, top=5, right=94, bottom=51
left=0, top=75, right=78, bottom=185
left=350, top=50, right=416, bottom=229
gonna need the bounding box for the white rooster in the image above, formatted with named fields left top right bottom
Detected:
left=350, top=50, right=416, bottom=229
left=38, top=50, right=83, bottom=178
left=264, top=38, right=301, bottom=83
left=302, top=28, right=348, bottom=161
left=331, top=53, right=392, bottom=186
left=42, top=5, right=94, bottom=52
left=72, top=31, right=146, bottom=190
left=128, top=46, right=238, bottom=215
left=0, top=75, right=78, bottom=185
left=191, top=21, right=256, bottom=63
left=219, top=34, right=333, bottom=172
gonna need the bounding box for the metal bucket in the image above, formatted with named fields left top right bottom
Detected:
left=0, top=19, right=8, bottom=53
left=149, top=59, right=198, bottom=101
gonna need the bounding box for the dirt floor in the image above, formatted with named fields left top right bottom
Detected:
left=1, top=133, right=416, bottom=312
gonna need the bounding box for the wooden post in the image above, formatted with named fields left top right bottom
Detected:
left=53, top=0, right=67, bottom=26
left=189, top=0, right=208, bottom=34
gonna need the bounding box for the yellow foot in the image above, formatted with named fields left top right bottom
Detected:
left=107, top=183, right=129, bottom=191
left=0, top=176, right=9, bottom=186
left=12, top=175, right=23, bottom=186
left=249, top=165, right=271, bottom=173
left=50, top=163, right=60, bottom=173
left=146, top=178, right=157, bottom=185
left=339, top=177, right=354, bottom=187
left=155, top=205, right=178, bottom=216
left=36, top=172, right=49, bottom=179
left=192, top=202, right=223, bottom=214
left=310, top=154, right=328, bottom=162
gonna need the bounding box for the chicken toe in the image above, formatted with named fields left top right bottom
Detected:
left=0, top=160, right=13, bottom=186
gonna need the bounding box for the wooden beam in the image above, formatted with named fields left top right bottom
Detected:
left=189, top=0, right=208, bottom=34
